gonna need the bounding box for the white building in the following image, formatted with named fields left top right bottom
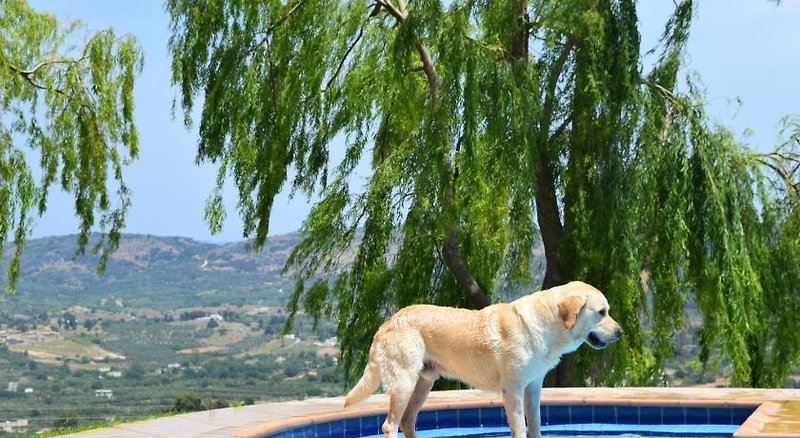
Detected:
left=199, top=313, right=224, bottom=323
left=94, top=389, right=113, bottom=399
left=1, top=419, right=28, bottom=433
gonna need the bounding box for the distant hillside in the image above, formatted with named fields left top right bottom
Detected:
left=2, top=233, right=305, bottom=309
left=2, top=230, right=543, bottom=312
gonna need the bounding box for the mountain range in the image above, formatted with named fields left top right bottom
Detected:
left=2, top=233, right=305, bottom=310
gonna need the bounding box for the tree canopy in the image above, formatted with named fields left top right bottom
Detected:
left=0, top=0, right=143, bottom=292
left=162, top=0, right=798, bottom=388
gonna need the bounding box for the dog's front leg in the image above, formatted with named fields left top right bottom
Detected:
left=523, top=380, right=543, bottom=438
left=501, top=383, right=526, bottom=438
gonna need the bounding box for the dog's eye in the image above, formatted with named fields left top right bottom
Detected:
left=599, top=309, right=607, bottom=316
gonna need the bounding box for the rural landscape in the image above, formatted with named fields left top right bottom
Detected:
left=1, top=233, right=795, bottom=435
left=0, top=233, right=344, bottom=434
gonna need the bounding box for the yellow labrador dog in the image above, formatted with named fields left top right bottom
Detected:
left=343, top=281, right=623, bottom=438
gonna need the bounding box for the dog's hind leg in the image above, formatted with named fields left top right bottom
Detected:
left=381, top=374, right=416, bottom=438
left=399, top=364, right=437, bottom=438
left=378, top=333, right=425, bottom=438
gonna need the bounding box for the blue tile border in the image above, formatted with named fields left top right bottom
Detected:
left=435, top=408, right=458, bottom=428
left=416, top=410, right=438, bottom=429
left=592, top=405, right=618, bottom=424
left=685, top=407, right=710, bottom=425
left=478, top=406, right=505, bottom=427
left=569, top=404, right=594, bottom=423
left=329, top=419, right=345, bottom=438
left=360, top=414, right=381, bottom=436
left=264, top=405, right=755, bottom=438
left=638, top=405, right=662, bottom=424
left=731, top=407, right=755, bottom=425
left=662, top=405, right=686, bottom=425
left=457, top=407, right=481, bottom=427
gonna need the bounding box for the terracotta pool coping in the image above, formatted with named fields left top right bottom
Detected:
left=66, top=388, right=800, bottom=438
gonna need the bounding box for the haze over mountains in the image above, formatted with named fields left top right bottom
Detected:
left=2, top=233, right=307, bottom=309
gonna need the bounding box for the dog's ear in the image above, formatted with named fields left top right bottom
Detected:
left=558, top=294, right=587, bottom=330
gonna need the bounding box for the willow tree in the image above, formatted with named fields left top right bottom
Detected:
left=168, top=0, right=800, bottom=387
left=1, top=0, right=143, bottom=292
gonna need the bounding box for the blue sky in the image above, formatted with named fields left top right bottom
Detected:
left=26, top=1, right=800, bottom=243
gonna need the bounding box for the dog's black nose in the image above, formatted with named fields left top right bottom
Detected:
left=615, top=327, right=624, bottom=338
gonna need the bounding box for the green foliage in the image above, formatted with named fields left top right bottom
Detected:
left=0, top=0, right=143, bottom=293
left=173, top=391, right=202, bottom=413
left=168, top=0, right=800, bottom=388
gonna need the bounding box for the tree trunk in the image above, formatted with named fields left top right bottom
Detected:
left=442, top=230, right=491, bottom=309
left=536, top=145, right=577, bottom=387
left=536, top=43, right=579, bottom=386
left=541, top=261, right=577, bottom=387
left=509, top=0, right=528, bottom=63
left=539, top=233, right=577, bottom=387
left=503, top=0, right=577, bottom=386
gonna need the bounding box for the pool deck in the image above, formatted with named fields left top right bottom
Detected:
left=65, top=387, right=800, bottom=438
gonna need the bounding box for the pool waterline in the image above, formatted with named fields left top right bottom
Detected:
left=363, top=424, right=741, bottom=438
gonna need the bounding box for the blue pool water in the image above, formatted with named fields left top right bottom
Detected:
left=263, top=404, right=754, bottom=438
left=362, top=424, right=737, bottom=438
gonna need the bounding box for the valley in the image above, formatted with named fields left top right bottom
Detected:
left=0, top=234, right=341, bottom=435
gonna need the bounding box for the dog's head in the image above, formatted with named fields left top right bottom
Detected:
left=556, top=281, right=623, bottom=350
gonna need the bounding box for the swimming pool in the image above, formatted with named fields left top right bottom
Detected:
left=261, top=404, right=755, bottom=438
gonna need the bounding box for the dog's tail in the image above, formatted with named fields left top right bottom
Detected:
left=343, top=362, right=381, bottom=408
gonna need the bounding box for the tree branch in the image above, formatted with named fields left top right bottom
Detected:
left=442, top=230, right=491, bottom=308
left=536, top=39, right=574, bottom=288
left=751, top=148, right=800, bottom=197
left=270, top=0, right=306, bottom=32
left=414, top=40, right=439, bottom=93
left=548, top=115, right=573, bottom=144
left=255, top=0, right=308, bottom=49
left=6, top=62, right=89, bottom=109
left=374, top=0, right=438, bottom=93
left=11, top=57, right=86, bottom=76
left=324, top=26, right=365, bottom=91
left=643, top=78, right=685, bottom=106
left=376, top=0, right=407, bottom=21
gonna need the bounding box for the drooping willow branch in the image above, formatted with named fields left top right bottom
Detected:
left=371, top=0, right=489, bottom=307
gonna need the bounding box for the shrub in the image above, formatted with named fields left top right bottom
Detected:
left=173, top=391, right=203, bottom=413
